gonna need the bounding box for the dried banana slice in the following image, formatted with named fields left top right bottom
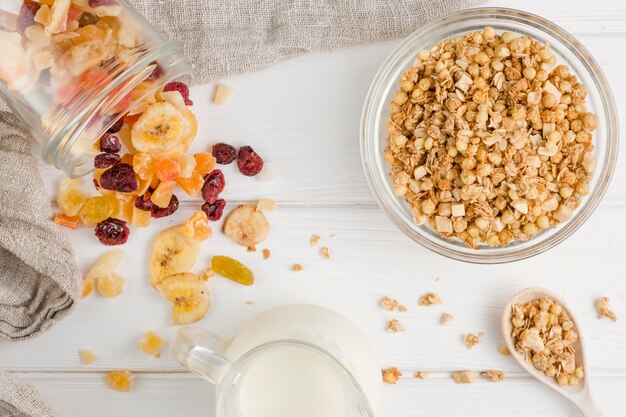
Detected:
left=149, top=226, right=201, bottom=287
left=131, top=102, right=197, bottom=160
left=223, top=204, right=270, bottom=247
left=159, top=272, right=211, bottom=324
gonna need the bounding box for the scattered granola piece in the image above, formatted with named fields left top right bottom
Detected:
left=321, top=246, right=330, bottom=259
left=291, top=264, right=303, bottom=272
left=106, top=370, right=134, bottom=392
left=440, top=313, right=453, bottom=326
left=481, top=370, right=505, bottom=382
left=381, top=296, right=399, bottom=311
left=137, top=331, right=165, bottom=356
left=213, top=83, right=233, bottom=105
left=464, top=333, right=481, bottom=349
left=247, top=246, right=256, bottom=252
left=511, top=298, right=584, bottom=386
left=596, top=297, right=618, bottom=321
left=382, top=367, right=402, bottom=384
left=452, top=371, right=476, bottom=384
left=414, top=371, right=429, bottom=380
left=398, top=305, right=408, bottom=312
left=245, top=300, right=254, bottom=305
left=256, top=198, right=277, bottom=211
left=499, top=346, right=511, bottom=355
left=199, top=267, right=216, bottom=281
left=310, top=234, right=320, bottom=246
left=79, top=350, right=97, bottom=365
left=386, top=319, right=405, bottom=333
left=419, top=292, right=442, bottom=306
left=262, top=248, right=271, bottom=260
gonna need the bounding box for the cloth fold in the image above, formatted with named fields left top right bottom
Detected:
left=0, top=0, right=484, bottom=415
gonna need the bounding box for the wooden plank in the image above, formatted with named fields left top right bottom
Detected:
left=15, top=371, right=626, bottom=417
left=1, top=204, right=624, bottom=373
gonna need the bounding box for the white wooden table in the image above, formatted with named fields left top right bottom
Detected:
left=3, top=0, right=625, bottom=415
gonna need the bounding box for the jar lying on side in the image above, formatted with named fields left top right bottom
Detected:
left=0, top=0, right=192, bottom=176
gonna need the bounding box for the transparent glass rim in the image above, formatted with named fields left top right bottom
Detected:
left=360, top=7, right=619, bottom=264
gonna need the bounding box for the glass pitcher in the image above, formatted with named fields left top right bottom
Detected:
left=171, top=304, right=381, bottom=417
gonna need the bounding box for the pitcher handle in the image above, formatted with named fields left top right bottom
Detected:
left=171, top=327, right=232, bottom=385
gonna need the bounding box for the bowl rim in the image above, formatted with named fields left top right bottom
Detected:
left=360, top=7, right=619, bottom=264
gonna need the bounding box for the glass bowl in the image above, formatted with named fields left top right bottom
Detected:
left=360, top=7, right=619, bottom=264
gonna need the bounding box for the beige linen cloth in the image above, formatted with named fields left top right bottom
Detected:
left=0, top=0, right=483, bottom=415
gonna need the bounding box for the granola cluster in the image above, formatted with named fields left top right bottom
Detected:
left=385, top=27, right=597, bottom=248
left=510, top=298, right=584, bottom=386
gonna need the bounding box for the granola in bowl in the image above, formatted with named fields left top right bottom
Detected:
left=385, top=27, right=596, bottom=249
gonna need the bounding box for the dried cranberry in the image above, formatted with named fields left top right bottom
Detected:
left=100, top=132, right=122, bottom=153
left=163, top=81, right=193, bottom=106
left=134, top=191, right=155, bottom=211
left=202, top=199, right=226, bottom=221
left=99, top=163, right=138, bottom=193
left=201, top=170, right=225, bottom=203
left=107, top=117, right=124, bottom=134
left=212, top=143, right=237, bottom=165
left=151, top=194, right=179, bottom=218
left=237, top=146, right=264, bottom=176
left=17, top=1, right=41, bottom=31
left=94, top=218, right=129, bottom=246
left=94, top=153, right=121, bottom=169
left=146, top=62, right=164, bottom=81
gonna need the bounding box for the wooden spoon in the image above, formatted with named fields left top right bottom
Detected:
left=501, top=287, right=603, bottom=417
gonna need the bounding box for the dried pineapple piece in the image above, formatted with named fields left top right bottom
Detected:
left=97, top=272, right=125, bottom=297
left=79, top=350, right=97, bottom=364
left=213, top=84, right=233, bottom=105
left=106, top=370, right=133, bottom=392
left=137, top=331, right=165, bottom=356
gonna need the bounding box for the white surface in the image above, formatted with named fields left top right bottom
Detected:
left=3, top=1, right=626, bottom=416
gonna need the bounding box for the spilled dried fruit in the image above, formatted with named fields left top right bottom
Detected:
left=106, top=370, right=133, bottom=392
left=181, top=211, right=212, bottom=241
left=57, top=177, right=88, bottom=217
left=212, top=143, right=237, bottom=165
left=159, top=273, right=211, bottom=324
left=137, top=331, right=165, bottom=356
left=202, top=199, right=226, bottom=221
left=237, top=146, right=263, bottom=176
left=223, top=204, right=270, bottom=247
left=94, top=218, right=130, bottom=245
left=201, top=170, right=225, bottom=204
left=97, top=272, right=126, bottom=297
left=79, top=350, right=97, bottom=365
left=212, top=256, right=254, bottom=286
left=149, top=226, right=202, bottom=287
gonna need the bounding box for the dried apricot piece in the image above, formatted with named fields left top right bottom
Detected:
left=211, top=256, right=254, bottom=286
left=181, top=211, right=212, bottom=241
left=53, top=213, right=80, bottom=229
left=151, top=180, right=176, bottom=208
left=78, top=196, right=116, bottom=226
left=137, top=331, right=165, bottom=356
left=194, top=152, right=216, bottom=176
left=176, top=170, right=204, bottom=196
left=106, top=370, right=133, bottom=392
left=153, top=159, right=180, bottom=182
left=97, top=272, right=126, bottom=297
left=57, top=177, right=88, bottom=216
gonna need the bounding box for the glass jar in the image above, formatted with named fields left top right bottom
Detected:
left=0, top=0, right=192, bottom=176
